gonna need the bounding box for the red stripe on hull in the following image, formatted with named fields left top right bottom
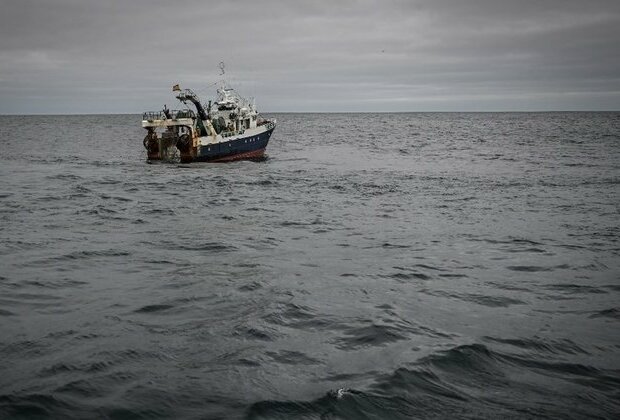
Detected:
left=207, top=148, right=266, bottom=162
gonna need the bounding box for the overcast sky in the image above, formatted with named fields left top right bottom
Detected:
left=1, top=0, right=619, bottom=113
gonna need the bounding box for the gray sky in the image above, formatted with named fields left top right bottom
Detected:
left=1, top=0, right=619, bottom=113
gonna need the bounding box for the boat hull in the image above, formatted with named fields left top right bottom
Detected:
left=190, top=126, right=274, bottom=163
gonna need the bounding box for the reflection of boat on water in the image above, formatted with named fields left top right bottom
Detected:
left=142, top=72, right=276, bottom=163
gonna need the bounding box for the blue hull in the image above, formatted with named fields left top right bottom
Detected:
left=193, top=126, right=274, bottom=162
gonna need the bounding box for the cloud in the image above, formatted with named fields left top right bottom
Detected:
left=0, top=0, right=619, bottom=113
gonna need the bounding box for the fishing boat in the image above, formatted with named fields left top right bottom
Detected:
left=142, top=72, right=275, bottom=163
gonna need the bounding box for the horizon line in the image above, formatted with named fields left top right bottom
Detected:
left=1, top=110, right=619, bottom=117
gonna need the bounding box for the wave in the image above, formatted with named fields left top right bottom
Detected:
left=0, top=394, right=75, bottom=419
left=246, top=343, right=620, bottom=419
left=332, top=323, right=411, bottom=350
left=156, top=240, right=238, bottom=252
left=420, top=289, right=526, bottom=307
left=589, top=307, right=620, bottom=320
left=26, top=249, right=131, bottom=267
left=134, top=304, right=175, bottom=313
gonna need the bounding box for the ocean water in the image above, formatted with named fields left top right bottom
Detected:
left=1, top=112, right=619, bottom=419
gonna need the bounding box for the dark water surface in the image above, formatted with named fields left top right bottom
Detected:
left=1, top=112, right=619, bottom=419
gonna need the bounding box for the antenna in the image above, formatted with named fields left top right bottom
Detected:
left=219, top=62, right=226, bottom=76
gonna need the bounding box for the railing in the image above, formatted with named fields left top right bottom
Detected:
left=219, top=121, right=274, bottom=138
left=257, top=120, right=276, bottom=130
left=142, top=109, right=196, bottom=121
left=221, top=129, right=244, bottom=138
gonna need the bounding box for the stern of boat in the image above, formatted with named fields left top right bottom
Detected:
left=142, top=109, right=199, bottom=162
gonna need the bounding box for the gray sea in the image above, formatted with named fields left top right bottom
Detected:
left=1, top=112, right=619, bottom=419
